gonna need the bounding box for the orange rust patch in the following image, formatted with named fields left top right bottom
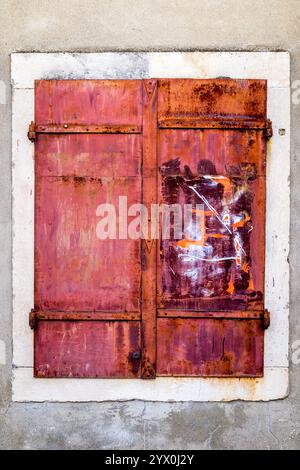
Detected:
left=227, top=280, right=235, bottom=295
left=242, top=261, right=250, bottom=273
left=247, top=273, right=254, bottom=291
left=208, top=233, right=228, bottom=239
left=177, top=238, right=205, bottom=249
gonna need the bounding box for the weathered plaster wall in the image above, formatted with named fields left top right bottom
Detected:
left=0, top=0, right=300, bottom=449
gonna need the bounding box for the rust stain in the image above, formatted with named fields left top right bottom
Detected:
left=227, top=280, right=235, bottom=295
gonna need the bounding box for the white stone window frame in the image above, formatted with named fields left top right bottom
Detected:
left=12, top=52, right=290, bottom=402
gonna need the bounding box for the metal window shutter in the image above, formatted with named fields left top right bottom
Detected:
left=29, top=78, right=271, bottom=378
left=31, top=79, right=144, bottom=377
left=156, top=79, right=270, bottom=377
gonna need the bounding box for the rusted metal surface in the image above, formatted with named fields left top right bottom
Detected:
left=31, top=78, right=270, bottom=379
left=35, top=79, right=143, bottom=126
left=157, top=309, right=262, bottom=319
left=35, top=175, right=141, bottom=312
left=33, top=79, right=143, bottom=378
left=29, top=309, right=140, bottom=329
left=159, top=117, right=272, bottom=140
left=141, top=79, right=158, bottom=379
left=265, top=119, right=273, bottom=140
left=156, top=79, right=268, bottom=377
left=159, top=118, right=268, bottom=130
left=157, top=79, right=267, bottom=121
left=35, top=133, right=141, bottom=178
left=27, top=122, right=141, bottom=141
left=157, top=318, right=264, bottom=377
left=157, top=131, right=266, bottom=312
left=34, top=321, right=141, bottom=378
left=262, top=308, right=270, bottom=329
left=27, top=121, right=36, bottom=142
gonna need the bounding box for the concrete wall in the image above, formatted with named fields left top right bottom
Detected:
left=0, top=0, right=299, bottom=449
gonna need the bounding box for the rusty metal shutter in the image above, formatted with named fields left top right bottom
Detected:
left=30, top=80, right=144, bottom=377
left=156, top=79, right=270, bottom=377
left=29, top=78, right=271, bottom=378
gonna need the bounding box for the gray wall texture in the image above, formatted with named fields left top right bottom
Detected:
left=0, top=0, right=299, bottom=449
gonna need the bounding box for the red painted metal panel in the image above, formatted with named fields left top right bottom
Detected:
left=35, top=133, right=141, bottom=178
left=157, top=318, right=264, bottom=377
left=34, top=80, right=143, bottom=377
left=35, top=175, right=141, bottom=312
left=35, top=79, right=143, bottom=126
left=34, top=321, right=141, bottom=378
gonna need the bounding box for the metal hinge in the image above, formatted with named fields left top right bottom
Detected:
left=29, top=309, right=37, bottom=329
left=28, top=119, right=272, bottom=141
left=29, top=309, right=140, bottom=329
left=265, top=119, right=273, bottom=140
left=27, top=121, right=140, bottom=142
left=260, top=309, right=270, bottom=329
left=28, top=121, right=36, bottom=142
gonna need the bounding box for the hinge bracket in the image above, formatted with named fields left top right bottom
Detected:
left=261, top=309, right=270, bottom=329
left=141, top=358, right=156, bottom=379
left=265, top=119, right=273, bottom=140
left=27, top=121, right=36, bottom=142
left=27, top=122, right=140, bottom=141
left=29, top=309, right=37, bottom=329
